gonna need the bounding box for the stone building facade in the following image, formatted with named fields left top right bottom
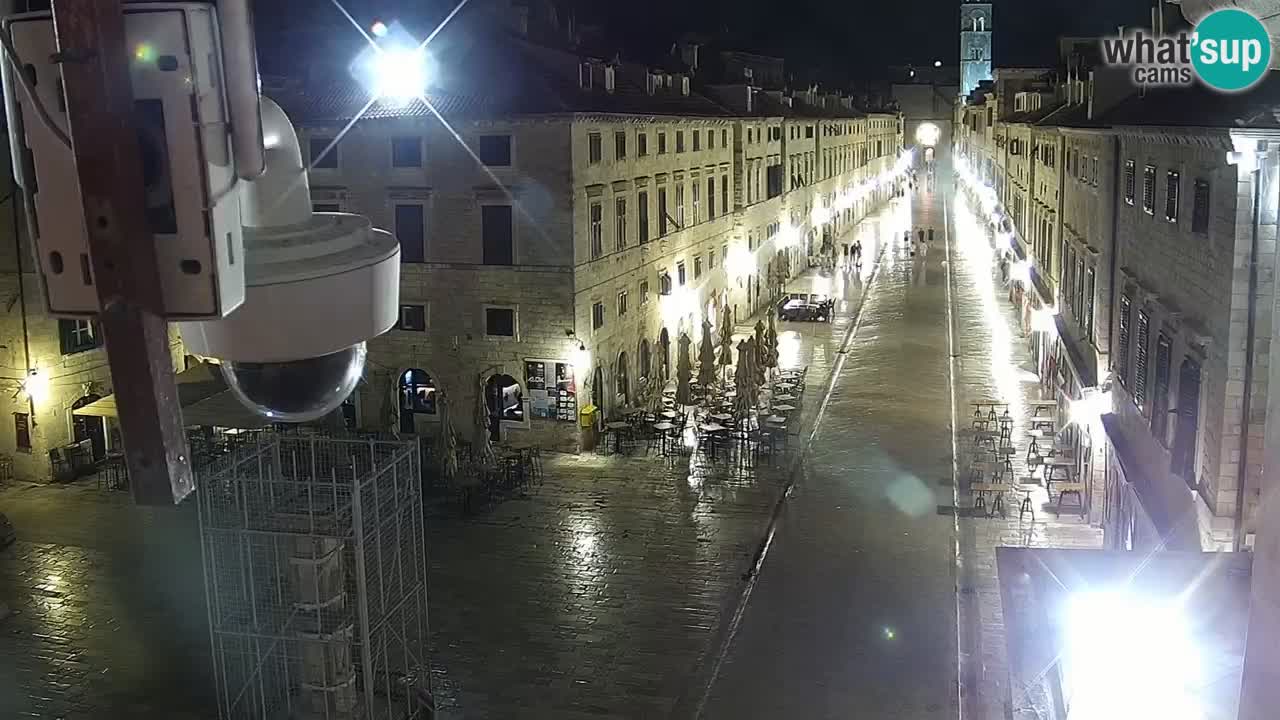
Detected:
left=278, top=28, right=903, bottom=453
left=956, top=65, right=1280, bottom=551
left=0, top=155, right=185, bottom=482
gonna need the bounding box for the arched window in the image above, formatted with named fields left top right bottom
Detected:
left=485, top=373, right=524, bottom=422
left=976, top=15, right=986, bottom=32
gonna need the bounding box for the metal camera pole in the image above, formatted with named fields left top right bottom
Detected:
left=49, top=0, right=192, bottom=505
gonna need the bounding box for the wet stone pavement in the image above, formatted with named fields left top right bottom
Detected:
left=0, top=182, right=1103, bottom=719
left=0, top=201, right=902, bottom=719
left=423, top=205, right=906, bottom=718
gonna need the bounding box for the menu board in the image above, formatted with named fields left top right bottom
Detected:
left=526, top=359, right=576, bottom=421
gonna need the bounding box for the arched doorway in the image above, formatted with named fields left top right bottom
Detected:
left=398, top=369, right=437, bottom=434
left=484, top=373, right=523, bottom=441
left=615, top=351, right=630, bottom=408
left=71, top=394, right=105, bottom=461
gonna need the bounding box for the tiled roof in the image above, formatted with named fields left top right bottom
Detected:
left=273, top=32, right=736, bottom=125
left=1035, top=102, right=1103, bottom=129
left=1097, top=73, right=1280, bottom=129
left=1004, top=102, right=1066, bottom=125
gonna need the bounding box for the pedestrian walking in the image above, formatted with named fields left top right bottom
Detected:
left=927, top=228, right=935, bottom=244
left=852, top=239, right=863, bottom=266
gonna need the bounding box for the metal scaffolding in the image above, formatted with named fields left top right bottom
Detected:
left=198, top=434, right=431, bottom=719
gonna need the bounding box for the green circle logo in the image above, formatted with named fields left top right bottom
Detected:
left=1192, top=9, right=1271, bottom=92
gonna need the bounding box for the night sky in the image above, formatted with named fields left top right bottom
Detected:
left=260, top=0, right=1154, bottom=80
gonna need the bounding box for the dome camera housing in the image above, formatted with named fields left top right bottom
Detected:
left=179, top=98, right=399, bottom=422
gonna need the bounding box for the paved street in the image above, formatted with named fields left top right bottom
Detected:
left=697, top=167, right=1102, bottom=719
left=0, top=176, right=1104, bottom=719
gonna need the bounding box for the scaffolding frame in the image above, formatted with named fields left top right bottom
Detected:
left=198, top=434, right=431, bottom=719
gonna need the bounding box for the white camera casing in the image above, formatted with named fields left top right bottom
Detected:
left=1, top=3, right=245, bottom=318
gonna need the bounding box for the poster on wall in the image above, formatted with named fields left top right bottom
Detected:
left=525, top=359, right=576, bottom=421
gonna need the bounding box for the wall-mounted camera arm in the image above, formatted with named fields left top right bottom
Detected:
left=49, top=0, right=192, bottom=505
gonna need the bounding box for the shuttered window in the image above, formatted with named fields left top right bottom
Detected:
left=1117, top=295, right=1132, bottom=388
left=1084, top=268, right=1096, bottom=343
left=1173, top=359, right=1202, bottom=486
left=1165, top=171, right=1180, bottom=222
left=1142, top=165, right=1156, bottom=214
left=1151, top=334, right=1172, bottom=443
left=1134, top=309, right=1151, bottom=409
left=1192, top=179, right=1210, bottom=233
left=1123, top=160, right=1136, bottom=205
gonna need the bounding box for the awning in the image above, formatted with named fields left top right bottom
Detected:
left=1054, top=315, right=1098, bottom=389
left=72, top=362, right=272, bottom=429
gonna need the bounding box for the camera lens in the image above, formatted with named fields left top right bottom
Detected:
left=221, top=343, right=366, bottom=423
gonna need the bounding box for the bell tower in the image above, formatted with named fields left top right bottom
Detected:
left=960, top=0, right=993, bottom=97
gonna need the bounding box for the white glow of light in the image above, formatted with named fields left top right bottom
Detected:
left=725, top=245, right=753, bottom=279
left=1011, top=259, right=1031, bottom=287
left=811, top=205, right=832, bottom=226
left=777, top=330, right=802, bottom=369
left=1069, top=388, right=1112, bottom=433
left=998, top=231, right=1014, bottom=251
left=934, top=59, right=943, bottom=68
left=1061, top=591, right=1202, bottom=720
left=371, top=19, right=389, bottom=38
left=373, top=46, right=428, bottom=101
left=777, top=224, right=801, bottom=249
left=955, top=197, right=1025, bottom=431
left=22, top=368, right=48, bottom=406
left=915, top=122, right=941, bottom=148
left=571, top=343, right=590, bottom=378
left=1032, top=307, right=1058, bottom=337
left=661, top=284, right=699, bottom=333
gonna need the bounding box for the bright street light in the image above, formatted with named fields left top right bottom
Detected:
left=350, top=20, right=430, bottom=103
left=934, top=60, right=943, bottom=68
left=373, top=47, right=428, bottom=101
left=1061, top=591, right=1202, bottom=720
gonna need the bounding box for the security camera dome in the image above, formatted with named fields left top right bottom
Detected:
left=221, top=343, right=367, bottom=423
left=178, top=98, right=399, bottom=423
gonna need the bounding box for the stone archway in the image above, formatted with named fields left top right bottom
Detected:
left=398, top=369, right=438, bottom=434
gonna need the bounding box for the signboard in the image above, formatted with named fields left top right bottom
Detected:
left=525, top=359, right=576, bottom=421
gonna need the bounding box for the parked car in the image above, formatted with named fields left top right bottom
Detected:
left=777, top=292, right=834, bottom=322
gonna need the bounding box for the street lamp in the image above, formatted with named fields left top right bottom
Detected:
left=350, top=20, right=430, bottom=103
left=934, top=60, right=943, bottom=68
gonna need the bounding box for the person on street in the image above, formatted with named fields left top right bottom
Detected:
left=852, top=239, right=863, bottom=266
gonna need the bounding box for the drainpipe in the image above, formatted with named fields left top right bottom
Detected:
left=1235, top=161, right=1263, bottom=551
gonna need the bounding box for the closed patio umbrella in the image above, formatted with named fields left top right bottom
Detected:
left=438, top=389, right=458, bottom=482
left=659, top=331, right=671, bottom=381
left=764, top=312, right=780, bottom=378
left=734, top=338, right=759, bottom=419
left=474, top=377, right=496, bottom=468
left=698, top=319, right=717, bottom=401
left=675, top=332, right=694, bottom=407
left=717, top=303, right=734, bottom=384
left=753, top=319, right=767, bottom=389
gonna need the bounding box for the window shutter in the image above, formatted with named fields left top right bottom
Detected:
left=1134, top=310, right=1150, bottom=409
left=1117, top=295, right=1132, bottom=386
left=1124, top=160, right=1136, bottom=205
left=1151, top=334, right=1172, bottom=441
left=1192, top=180, right=1210, bottom=233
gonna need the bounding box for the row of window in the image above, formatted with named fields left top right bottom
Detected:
left=1123, top=160, right=1210, bottom=233
left=1114, top=295, right=1202, bottom=485
left=330, top=201, right=515, bottom=265
left=1066, top=147, right=1101, bottom=187
left=588, top=173, right=732, bottom=259
left=590, top=247, right=729, bottom=331
left=308, top=134, right=514, bottom=171
left=1057, top=238, right=1097, bottom=343
left=588, top=127, right=729, bottom=165
left=396, top=302, right=518, bottom=339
